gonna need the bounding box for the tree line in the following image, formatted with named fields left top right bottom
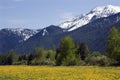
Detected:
left=0, top=27, right=120, bottom=66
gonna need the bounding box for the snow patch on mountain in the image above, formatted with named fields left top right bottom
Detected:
left=42, top=29, right=49, bottom=36
left=59, top=5, right=120, bottom=31
left=3, top=28, right=39, bottom=41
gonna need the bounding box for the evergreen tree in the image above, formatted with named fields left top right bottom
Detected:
left=7, top=51, right=18, bottom=65
left=78, top=43, right=90, bottom=60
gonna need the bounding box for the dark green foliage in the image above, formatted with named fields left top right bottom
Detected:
left=7, top=51, right=18, bottom=65
left=1, top=48, right=56, bottom=65
left=28, top=48, right=56, bottom=65
left=107, top=27, right=120, bottom=64
left=18, top=54, right=32, bottom=65
left=77, top=43, right=90, bottom=60
left=0, top=54, right=8, bottom=65
left=0, top=51, right=18, bottom=65
left=29, top=48, right=47, bottom=65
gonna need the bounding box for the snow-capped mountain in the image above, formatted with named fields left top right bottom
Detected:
left=1, top=28, right=40, bottom=42
left=0, top=28, right=41, bottom=53
left=59, top=5, right=120, bottom=31
left=15, top=13, right=120, bottom=53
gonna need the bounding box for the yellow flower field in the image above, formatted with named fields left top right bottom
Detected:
left=0, top=66, right=120, bottom=80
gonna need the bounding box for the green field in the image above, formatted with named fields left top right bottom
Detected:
left=0, top=66, right=120, bottom=80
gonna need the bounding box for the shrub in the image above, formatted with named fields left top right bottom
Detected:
left=85, top=51, right=111, bottom=66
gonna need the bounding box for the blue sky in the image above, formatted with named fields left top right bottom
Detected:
left=0, top=0, right=120, bottom=29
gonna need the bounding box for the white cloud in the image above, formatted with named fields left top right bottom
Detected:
left=60, top=12, right=75, bottom=22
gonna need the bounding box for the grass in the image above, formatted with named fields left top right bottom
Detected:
left=0, top=66, right=120, bottom=80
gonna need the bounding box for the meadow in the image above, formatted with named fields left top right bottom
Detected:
left=0, top=66, right=120, bottom=80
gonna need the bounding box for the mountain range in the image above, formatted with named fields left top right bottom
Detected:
left=0, top=5, right=120, bottom=54
left=59, top=5, right=120, bottom=31
left=0, top=28, right=40, bottom=53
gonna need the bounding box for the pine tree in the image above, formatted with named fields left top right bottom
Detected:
left=78, top=43, right=90, bottom=60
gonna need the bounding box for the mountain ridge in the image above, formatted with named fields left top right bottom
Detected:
left=14, top=12, right=120, bottom=53
left=0, top=5, right=120, bottom=54
left=59, top=5, right=120, bottom=31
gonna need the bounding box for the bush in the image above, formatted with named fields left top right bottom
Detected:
left=13, top=60, right=28, bottom=65
left=85, top=52, right=111, bottom=66
left=76, top=60, right=86, bottom=66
